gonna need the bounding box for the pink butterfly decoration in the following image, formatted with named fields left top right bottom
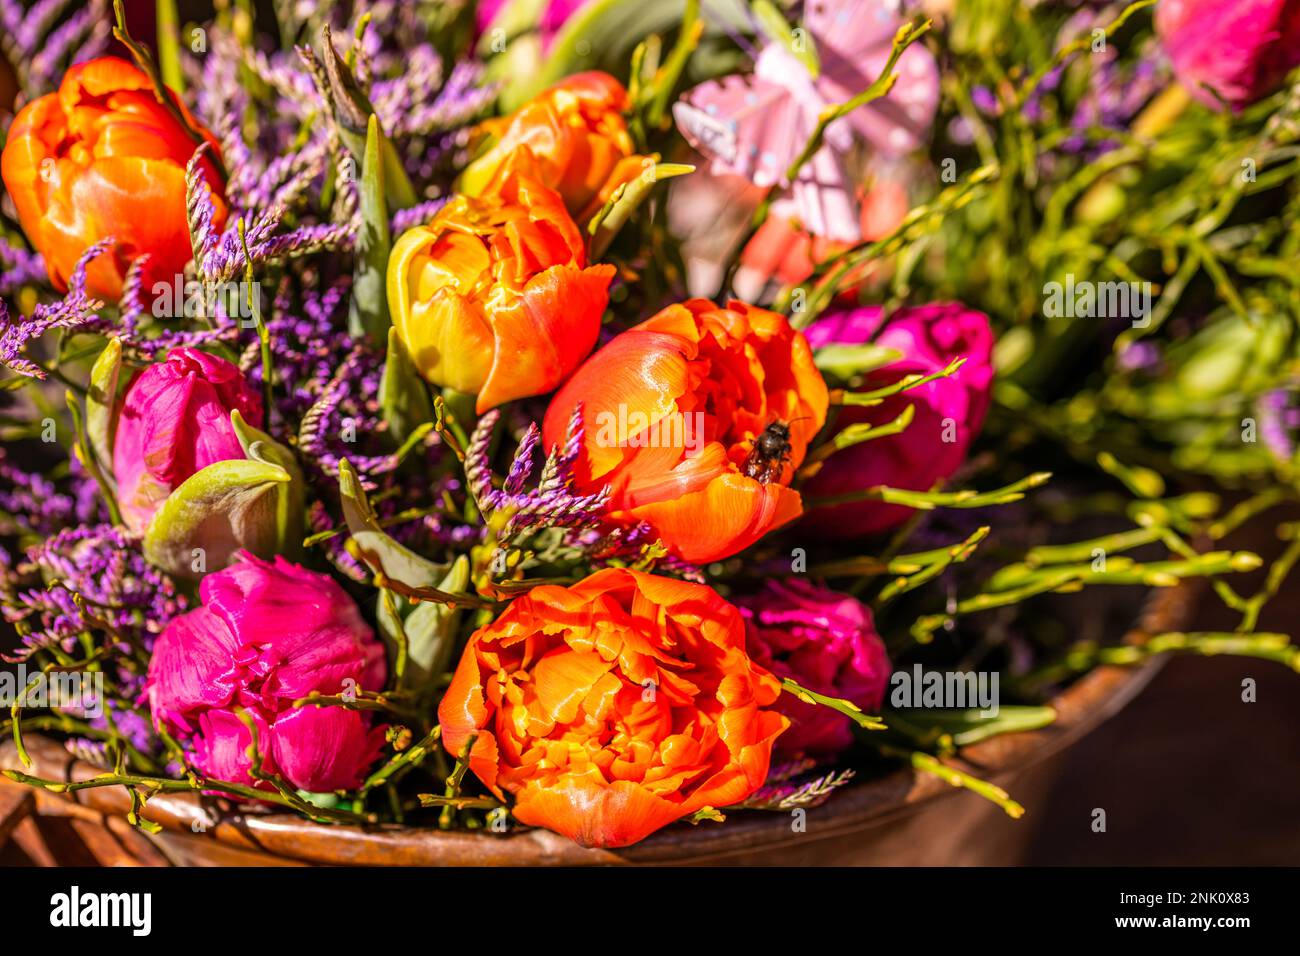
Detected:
left=673, top=0, right=939, bottom=243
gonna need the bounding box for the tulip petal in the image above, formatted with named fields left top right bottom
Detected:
left=513, top=775, right=684, bottom=849
left=629, top=471, right=805, bottom=565
left=477, top=263, right=613, bottom=412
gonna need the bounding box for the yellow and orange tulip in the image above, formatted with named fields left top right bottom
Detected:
left=387, top=172, right=615, bottom=413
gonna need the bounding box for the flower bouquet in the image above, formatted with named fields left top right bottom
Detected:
left=1, top=0, right=1298, bottom=863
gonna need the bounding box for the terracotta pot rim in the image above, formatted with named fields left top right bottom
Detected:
left=0, top=580, right=1197, bottom=865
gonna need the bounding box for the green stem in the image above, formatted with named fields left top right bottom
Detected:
left=781, top=678, right=886, bottom=731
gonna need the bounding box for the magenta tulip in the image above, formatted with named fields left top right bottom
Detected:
left=737, top=580, right=890, bottom=758
left=802, top=302, right=994, bottom=537
left=1156, top=0, right=1300, bottom=110
left=112, top=347, right=263, bottom=533
left=146, top=552, right=387, bottom=793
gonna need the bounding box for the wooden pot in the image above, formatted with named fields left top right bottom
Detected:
left=0, top=583, right=1195, bottom=866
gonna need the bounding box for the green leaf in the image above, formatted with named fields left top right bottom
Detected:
left=380, top=328, right=433, bottom=444
left=812, top=343, right=903, bottom=380
left=155, top=0, right=184, bottom=93
left=66, top=388, right=121, bottom=527
left=142, top=458, right=293, bottom=580
left=348, top=114, right=393, bottom=345
left=230, top=409, right=305, bottom=561
left=317, top=25, right=417, bottom=211
left=337, top=458, right=446, bottom=588
left=588, top=162, right=694, bottom=257
left=384, top=555, right=471, bottom=690
left=85, top=337, right=123, bottom=481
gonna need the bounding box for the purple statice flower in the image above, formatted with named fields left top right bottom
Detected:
left=109, top=250, right=244, bottom=360
left=464, top=407, right=707, bottom=579
left=0, top=0, right=110, bottom=96
left=1, top=524, right=187, bottom=663
left=63, top=699, right=158, bottom=761
left=307, top=500, right=370, bottom=583
left=1020, top=8, right=1169, bottom=154
left=1061, top=52, right=1165, bottom=155
left=970, top=85, right=1002, bottom=116
left=236, top=45, right=320, bottom=115
left=0, top=440, right=104, bottom=538
left=1256, top=388, right=1299, bottom=461
left=0, top=450, right=79, bottom=537
left=1116, top=339, right=1163, bottom=373
left=187, top=148, right=357, bottom=285
left=465, top=406, right=610, bottom=542
left=66, top=702, right=160, bottom=768
left=378, top=60, right=498, bottom=142
left=25, top=0, right=110, bottom=93
left=392, top=198, right=450, bottom=235
left=0, top=0, right=110, bottom=99
left=246, top=133, right=335, bottom=214
left=0, top=236, right=45, bottom=296
left=63, top=737, right=114, bottom=769
left=0, top=240, right=111, bottom=377
left=291, top=343, right=397, bottom=484
left=0, top=0, right=27, bottom=40
left=115, top=255, right=151, bottom=336
left=10, top=0, right=66, bottom=54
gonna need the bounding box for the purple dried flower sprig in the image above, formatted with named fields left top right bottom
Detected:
left=0, top=0, right=111, bottom=100
left=1, top=524, right=186, bottom=665
left=0, top=240, right=111, bottom=378
left=465, top=405, right=611, bottom=545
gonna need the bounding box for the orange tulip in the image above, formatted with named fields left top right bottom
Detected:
left=458, top=71, right=646, bottom=224
left=387, top=172, right=615, bottom=413
left=437, top=567, right=788, bottom=848
left=0, top=57, right=226, bottom=301
left=542, top=299, right=829, bottom=564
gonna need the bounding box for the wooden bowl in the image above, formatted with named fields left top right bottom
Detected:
left=0, top=582, right=1195, bottom=866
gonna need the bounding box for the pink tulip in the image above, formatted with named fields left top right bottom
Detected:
left=1156, top=0, right=1300, bottom=110
left=112, top=347, right=263, bottom=533
left=802, top=303, right=995, bottom=537
left=477, top=0, right=590, bottom=51
left=737, top=580, right=890, bottom=758
left=146, top=552, right=387, bottom=793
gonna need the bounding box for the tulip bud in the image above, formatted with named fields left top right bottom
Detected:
left=736, top=580, right=890, bottom=758
left=802, top=303, right=994, bottom=537
left=112, top=348, right=263, bottom=535
left=0, top=57, right=226, bottom=300
left=387, top=173, right=614, bottom=413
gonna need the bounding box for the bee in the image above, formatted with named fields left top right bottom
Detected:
left=743, top=419, right=799, bottom=484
